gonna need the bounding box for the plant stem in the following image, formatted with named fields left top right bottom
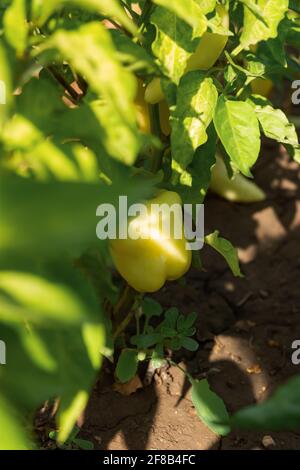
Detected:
left=149, top=104, right=165, bottom=173
left=138, top=0, right=153, bottom=28
left=121, top=1, right=139, bottom=21
left=113, top=309, right=135, bottom=340
left=112, top=284, right=137, bottom=336
left=47, top=66, right=81, bottom=102
left=231, top=44, right=243, bottom=58
left=168, top=359, right=193, bottom=381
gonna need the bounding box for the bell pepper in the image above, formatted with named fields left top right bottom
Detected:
left=135, top=79, right=172, bottom=137
left=109, top=190, right=192, bottom=292
left=210, top=154, right=266, bottom=203
left=251, top=77, right=273, bottom=98
left=135, top=79, right=151, bottom=134
left=145, top=5, right=229, bottom=104
left=159, top=100, right=171, bottom=136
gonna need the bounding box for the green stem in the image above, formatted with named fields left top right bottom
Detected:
left=135, top=311, right=141, bottom=337
left=112, top=284, right=138, bottom=338
left=168, top=359, right=193, bottom=381
left=47, top=66, right=81, bottom=102
left=149, top=104, right=165, bottom=173
left=113, top=309, right=135, bottom=340
left=231, top=44, right=243, bottom=58
left=138, top=0, right=153, bottom=28
left=121, top=1, right=139, bottom=21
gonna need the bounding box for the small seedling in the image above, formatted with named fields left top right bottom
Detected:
left=49, top=426, right=94, bottom=450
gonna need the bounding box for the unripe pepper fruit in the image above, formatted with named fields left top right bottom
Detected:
left=109, top=191, right=192, bottom=293
left=135, top=79, right=151, bottom=134
left=251, top=77, right=273, bottom=98
left=210, top=154, right=266, bottom=203
left=145, top=5, right=229, bottom=104
left=248, top=45, right=273, bottom=98
left=135, top=79, right=171, bottom=136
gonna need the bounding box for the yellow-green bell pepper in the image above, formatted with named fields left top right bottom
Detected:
left=110, top=191, right=192, bottom=292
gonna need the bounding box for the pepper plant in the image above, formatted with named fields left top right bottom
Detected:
left=0, top=0, right=300, bottom=450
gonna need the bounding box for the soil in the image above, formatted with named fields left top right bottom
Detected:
left=68, top=140, right=300, bottom=451
left=37, top=134, right=300, bottom=450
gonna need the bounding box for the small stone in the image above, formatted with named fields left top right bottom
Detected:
left=259, top=290, right=269, bottom=299
left=267, top=339, right=281, bottom=348
left=246, top=364, right=262, bottom=375
left=262, top=435, right=276, bottom=448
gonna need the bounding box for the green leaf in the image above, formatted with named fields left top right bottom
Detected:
left=73, top=438, right=94, bottom=450
left=213, top=96, right=261, bottom=177
left=1, top=73, right=107, bottom=180
left=142, top=297, right=163, bottom=319
left=0, top=172, right=152, bottom=257
left=3, top=0, right=29, bottom=54
left=181, top=336, right=199, bottom=351
left=40, top=22, right=140, bottom=166
left=151, top=6, right=206, bottom=84
left=190, top=378, right=230, bottom=436
left=168, top=337, right=183, bottom=351
left=110, top=30, right=156, bottom=74
left=163, top=307, right=179, bottom=329
left=160, top=326, right=178, bottom=338
left=171, top=124, right=217, bottom=204
left=171, top=72, right=218, bottom=170
left=58, top=390, right=89, bottom=444
left=176, top=314, right=186, bottom=332
left=77, top=249, right=118, bottom=305
left=152, top=0, right=207, bottom=29
left=0, top=271, right=100, bottom=326
left=205, top=231, right=243, bottom=277
left=184, top=312, right=198, bottom=329
left=248, top=98, right=300, bottom=160
left=116, top=349, right=139, bottom=383
left=32, top=0, right=138, bottom=35
left=0, top=394, right=33, bottom=450
left=0, top=320, right=105, bottom=432
left=238, top=0, right=268, bottom=27
left=240, top=0, right=289, bottom=49
left=264, top=34, right=287, bottom=67
left=0, top=39, right=16, bottom=121
left=231, top=375, right=300, bottom=431
left=193, top=0, right=216, bottom=15
left=131, top=333, right=162, bottom=349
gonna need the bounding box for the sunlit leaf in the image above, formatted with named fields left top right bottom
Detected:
left=152, top=0, right=207, bottom=29
left=116, top=349, right=139, bottom=383
left=190, top=378, right=230, bottom=436
left=0, top=395, right=33, bottom=450
left=240, top=0, right=289, bottom=49
left=213, top=96, right=261, bottom=177
left=151, top=6, right=206, bottom=84
left=171, top=71, right=218, bottom=169
left=205, top=230, right=243, bottom=277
